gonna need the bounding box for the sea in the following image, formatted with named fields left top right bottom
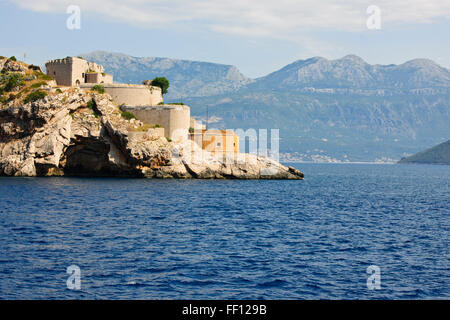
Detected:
left=0, top=163, right=449, bottom=299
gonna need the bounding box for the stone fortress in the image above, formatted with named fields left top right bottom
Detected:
left=45, top=56, right=239, bottom=155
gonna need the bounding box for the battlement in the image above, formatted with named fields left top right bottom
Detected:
left=45, top=56, right=109, bottom=86
left=45, top=57, right=79, bottom=65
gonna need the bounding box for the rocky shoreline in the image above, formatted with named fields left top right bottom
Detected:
left=0, top=86, right=303, bottom=179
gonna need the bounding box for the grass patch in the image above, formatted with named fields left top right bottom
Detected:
left=2, top=73, right=25, bottom=92
left=23, top=90, right=47, bottom=104
left=86, top=99, right=101, bottom=118
left=34, top=71, right=53, bottom=81
left=134, top=124, right=153, bottom=132
left=91, top=84, right=105, bottom=94
left=30, top=81, right=47, bottom=89
left=167, top=102, right=184, bottom=105
left=121, top=111, right=136, bottom=120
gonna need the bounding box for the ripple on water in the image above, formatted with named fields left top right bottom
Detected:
left=0, top=163, right=449, bottom=299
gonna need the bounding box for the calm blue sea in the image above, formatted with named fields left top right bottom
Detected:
left=0, top=163, right=449, bottom=299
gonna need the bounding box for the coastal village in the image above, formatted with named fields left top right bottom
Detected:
left=0, top=55, right=304, bottom=179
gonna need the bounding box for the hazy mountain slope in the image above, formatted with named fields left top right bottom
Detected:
left=81, top=51, right=253, bottom=100
left=398, top=140, right=450, bottom=164
left=185, top=55, right=450, bottom=161
left=184, top=90, right=450, bottom=162
left=249, top=55, right=450, bottom=90
left=79, top=52, right=450, bottom=161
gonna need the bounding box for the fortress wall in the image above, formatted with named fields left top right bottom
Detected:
left=70, top=59, right=89, bottom=86
left=46, top=57, right=89, bottom=86
left=86, top=72, right=113, bottom=84
left=86, top=73, right=114, bottom=84
left=148, top=86, right=163, bottom=105
left=45, top=58, right=75, bottom=86
left=46, top=57, right=110, bottom=87
left=121, top=105, right=190, bottom=142
left=102, top=74, right=113, bottom=84
left=191, top=130, right=239, bottom=155
left=85, top=73, right=101, bottom=83
left=105, top=86, right=152, bottom=106
left=81, top=84, right=162, bottom=106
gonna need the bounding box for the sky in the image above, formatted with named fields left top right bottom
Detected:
left=0, top=0, right=449, bottom=78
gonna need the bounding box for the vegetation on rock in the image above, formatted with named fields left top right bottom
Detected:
left=398, top=140, right=450, bottom=164
left=151, top=77, right=169, bottom=95
left=23, top=90, right=47, bottom=103
left=91, top=84, right=105, bottom=94
left=121, top=111, right=136, bottom=120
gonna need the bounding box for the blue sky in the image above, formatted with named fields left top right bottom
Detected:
left=1, top=0, right=449, bottom=77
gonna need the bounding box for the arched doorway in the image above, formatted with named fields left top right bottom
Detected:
left=75, top=80, right=80, bottom=86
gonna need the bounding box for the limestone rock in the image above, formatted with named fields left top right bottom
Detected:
left=0, top=87, right=303, bottom=179
left=2, top=59, right=27, bottom=73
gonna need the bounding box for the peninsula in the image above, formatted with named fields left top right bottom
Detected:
left=0, top=56, right=303, bottom=179
left=398, top=140, right=450, bottom=165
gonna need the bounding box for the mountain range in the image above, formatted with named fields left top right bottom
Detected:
left=81, top=51, right=450, bottom=162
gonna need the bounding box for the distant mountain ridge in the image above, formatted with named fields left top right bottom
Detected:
left=81, top=51, right=253, bottom=100
left=398, top=140, right=450, bottom=164
left=250, top=55, right=450, bottom=91
left=79, top=51, right=450, bottom=162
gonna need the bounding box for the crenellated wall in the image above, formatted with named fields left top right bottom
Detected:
left=45, top=57, right=113, bottom=86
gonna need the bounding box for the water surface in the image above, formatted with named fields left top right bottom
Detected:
left=0, top=163, right=449, bottom=299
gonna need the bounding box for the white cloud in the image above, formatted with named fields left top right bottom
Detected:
left=10, top=0, right=450, bottom=37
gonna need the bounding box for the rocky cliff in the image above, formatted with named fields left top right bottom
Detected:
left=0, top=57, right=303, bottom=179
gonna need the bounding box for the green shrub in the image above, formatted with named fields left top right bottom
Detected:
left=3, top=74, right=24, bottom=92
left=23, top=90, right=47, bottom=104
left=154, top=124, right=161, bottom=128
left=166, top=137, right=172, bottom=142
left=189, top=127, right=194, bottom=133
left=121, top=111, right=136, bottom=120
left=9, top=56, right=17, bottom=62
left=30, top=81, right=47, bottom=89
left=28, top=65, right=41, bottom=71
left=151, top=77, right=170, bottom=95
left=56, top=88, right=62, bottom=93
left=167, top=102, right=184, bottom=105
left=86, top=99, right=96, bottom=109
left=91, top=84, right=105, bottom=94
left=86, top=99, right=101, bottom=117
left=157, top=101, right=164, bottom=105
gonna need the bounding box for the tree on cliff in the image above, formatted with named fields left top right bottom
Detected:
left=151, top=77, right=169, bottom=95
